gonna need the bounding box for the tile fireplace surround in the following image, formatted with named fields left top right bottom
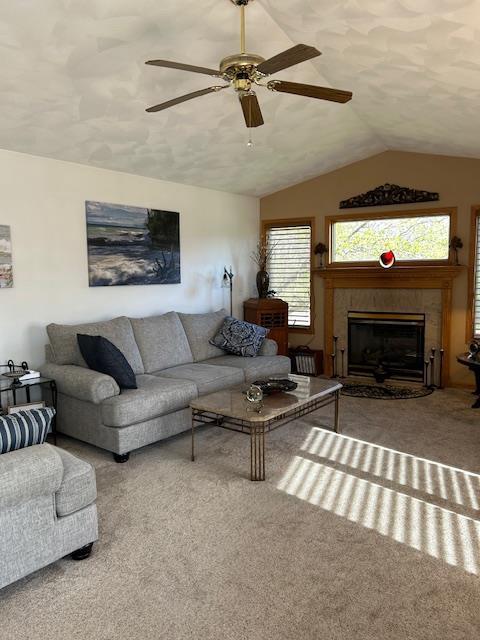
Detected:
left=314, top=265, right=465, bottom=386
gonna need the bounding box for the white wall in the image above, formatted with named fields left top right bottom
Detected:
left=0, top=149, right=259, bottom=368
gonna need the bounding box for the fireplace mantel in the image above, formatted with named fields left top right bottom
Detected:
left=314, top=264, right=465, bottom=386
left=313, top=264, right=465, bottom=289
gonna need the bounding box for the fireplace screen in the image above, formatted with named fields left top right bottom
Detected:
left=348, top=312, right=425, bottom=380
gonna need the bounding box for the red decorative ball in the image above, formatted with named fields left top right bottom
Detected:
left=379, top=250, right=396, bottom=269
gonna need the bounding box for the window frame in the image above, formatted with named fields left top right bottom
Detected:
left=325, top=206, right=457, bottom=268
left=261, top=217, right=315, bottom=334
left=466, top=205, right=480, bottom=341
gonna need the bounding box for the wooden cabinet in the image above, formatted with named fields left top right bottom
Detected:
left=243, top=298, right=289, bottom=356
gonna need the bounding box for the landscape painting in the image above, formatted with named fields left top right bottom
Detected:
left=86, top=201, right=180, bottom=287
left=0, top=225, right=13, bottom=288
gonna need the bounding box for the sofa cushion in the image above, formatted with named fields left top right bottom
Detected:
left=54, top=447, right=97, bottom=517
left=202, top=355, right=291, bottom=383
left=210, top=316, right=269, bottom=357
left=178, top=310, right=227, bottom=362
left=130, top=312, right=193, bottom=373
left=155, top=363, right=244, bottom=395
left=47, top=316, right=144, bottom=375
left=101, top=374, right=198, bottom=428
left=77, top=334, right=137, bottom=390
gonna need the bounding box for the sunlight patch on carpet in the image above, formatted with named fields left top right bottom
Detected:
left=277, top=429, right=480, bottom=576
left=300, top=428, right=480, bottom=511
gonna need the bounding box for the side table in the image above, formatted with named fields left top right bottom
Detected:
left=0, top=376, right=58, bottom=444
left=457, top=354, right=480, bottom=408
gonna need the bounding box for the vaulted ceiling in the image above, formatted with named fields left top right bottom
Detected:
left=0, top=1, right=479, bottom=196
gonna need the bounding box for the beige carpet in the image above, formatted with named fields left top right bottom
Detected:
left=1, top=387, right=480, bottom=640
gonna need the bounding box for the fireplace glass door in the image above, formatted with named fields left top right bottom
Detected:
left=348, top=312, right=425, bottom=381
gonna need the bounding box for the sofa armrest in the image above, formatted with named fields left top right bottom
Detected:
left=0, top=444, right=63, bottom=509
left=259, top=338, right=279, bottom=356
left=41, top=362, right=120, bottom=404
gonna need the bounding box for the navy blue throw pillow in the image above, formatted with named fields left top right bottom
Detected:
left=77, top=334, right=137, bottom=390
left=209, top=317, right=269, bottom=357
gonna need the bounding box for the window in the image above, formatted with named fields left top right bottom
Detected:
left=327, top=209, right=454, bottom=265
left=468, top=206, right=480, bottom=338
left=263, top=220, right=313, bottom=330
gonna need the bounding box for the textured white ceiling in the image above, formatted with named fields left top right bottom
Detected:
left=0, top=0, right=478, bottom=196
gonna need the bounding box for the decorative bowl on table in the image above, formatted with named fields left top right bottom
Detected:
left=2, top=370, right=25, bottom=387
left=251, top=379, right=298, bottom=395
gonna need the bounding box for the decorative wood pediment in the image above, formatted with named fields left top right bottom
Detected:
left=339, top=183, right=439, bottom=209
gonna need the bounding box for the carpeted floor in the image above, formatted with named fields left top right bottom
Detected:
left=1, top=387, right=480, bottom=640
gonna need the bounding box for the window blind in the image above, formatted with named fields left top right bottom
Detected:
left=266, top=224, right=312, bottom=328
left=474, top=217, right=480, bottom=337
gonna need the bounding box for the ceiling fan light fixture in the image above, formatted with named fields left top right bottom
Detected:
left=145, top=0, right=352, bottom=129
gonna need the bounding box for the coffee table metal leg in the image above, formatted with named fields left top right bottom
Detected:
left=250, top=424, right=265, bottom=481
left=191, top=413, right=195, bottom=462
left=334, top=390, right=340, bottom=433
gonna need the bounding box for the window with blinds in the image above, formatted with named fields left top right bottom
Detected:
left=265, top=223, right=312, bottom=328
left=474, top=215, right=480, bottom=337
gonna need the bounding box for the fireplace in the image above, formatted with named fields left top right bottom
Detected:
left=348, top=311, right=425, bottom=381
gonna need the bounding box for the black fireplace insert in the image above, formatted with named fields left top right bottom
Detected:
left=348, top=311, right=425, bottom=381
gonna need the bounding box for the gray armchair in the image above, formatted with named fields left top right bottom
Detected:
left=0, top=443, right=98, bottom=589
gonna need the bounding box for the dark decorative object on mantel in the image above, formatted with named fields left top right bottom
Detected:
left=379, top=250, right=396, bottom=269
left=314, top=242, right=328, bottom=268
left=449, top=236, right=463, bottom=265
left=251, top=241, right=275, bottom=298
left=339, top=183, right=440, bottom=209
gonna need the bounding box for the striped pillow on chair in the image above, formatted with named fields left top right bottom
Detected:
left=0, top=408, right=56, bottom=454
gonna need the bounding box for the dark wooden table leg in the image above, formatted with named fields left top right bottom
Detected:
left=471, top=370, right=480, bottom=407
left=473, top=368, right=480, bottom=395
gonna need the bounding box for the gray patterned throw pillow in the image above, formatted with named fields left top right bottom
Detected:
left=209, top=317, right=269, bottom=357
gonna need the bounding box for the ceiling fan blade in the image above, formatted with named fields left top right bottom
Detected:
left=145, top=59, right=223, bottom=78
left=146, top=86, right=229, bottom=113
left=268, top=80, right=352, bottom=103
left=240, top=92, right=264, bottom=128
left=257, top=44, right=321, bottom=76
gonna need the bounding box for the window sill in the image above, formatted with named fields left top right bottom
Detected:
left=288, top=326, right=314, bottom=334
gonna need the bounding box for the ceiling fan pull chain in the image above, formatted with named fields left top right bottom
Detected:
left=247, top=97, right=254, bottom=147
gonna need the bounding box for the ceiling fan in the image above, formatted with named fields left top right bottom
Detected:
left=145, top=0, right=353, bottom=128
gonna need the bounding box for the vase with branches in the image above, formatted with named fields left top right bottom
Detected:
left=251, top=241, right=275, bottom=298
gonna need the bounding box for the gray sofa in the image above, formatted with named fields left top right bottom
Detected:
left=41, top=310, right=291, bottom=462
left=0, top=443, right=98, bottom=590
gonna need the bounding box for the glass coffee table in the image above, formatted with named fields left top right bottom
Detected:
left=190, top=374, right=342, bottom=481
